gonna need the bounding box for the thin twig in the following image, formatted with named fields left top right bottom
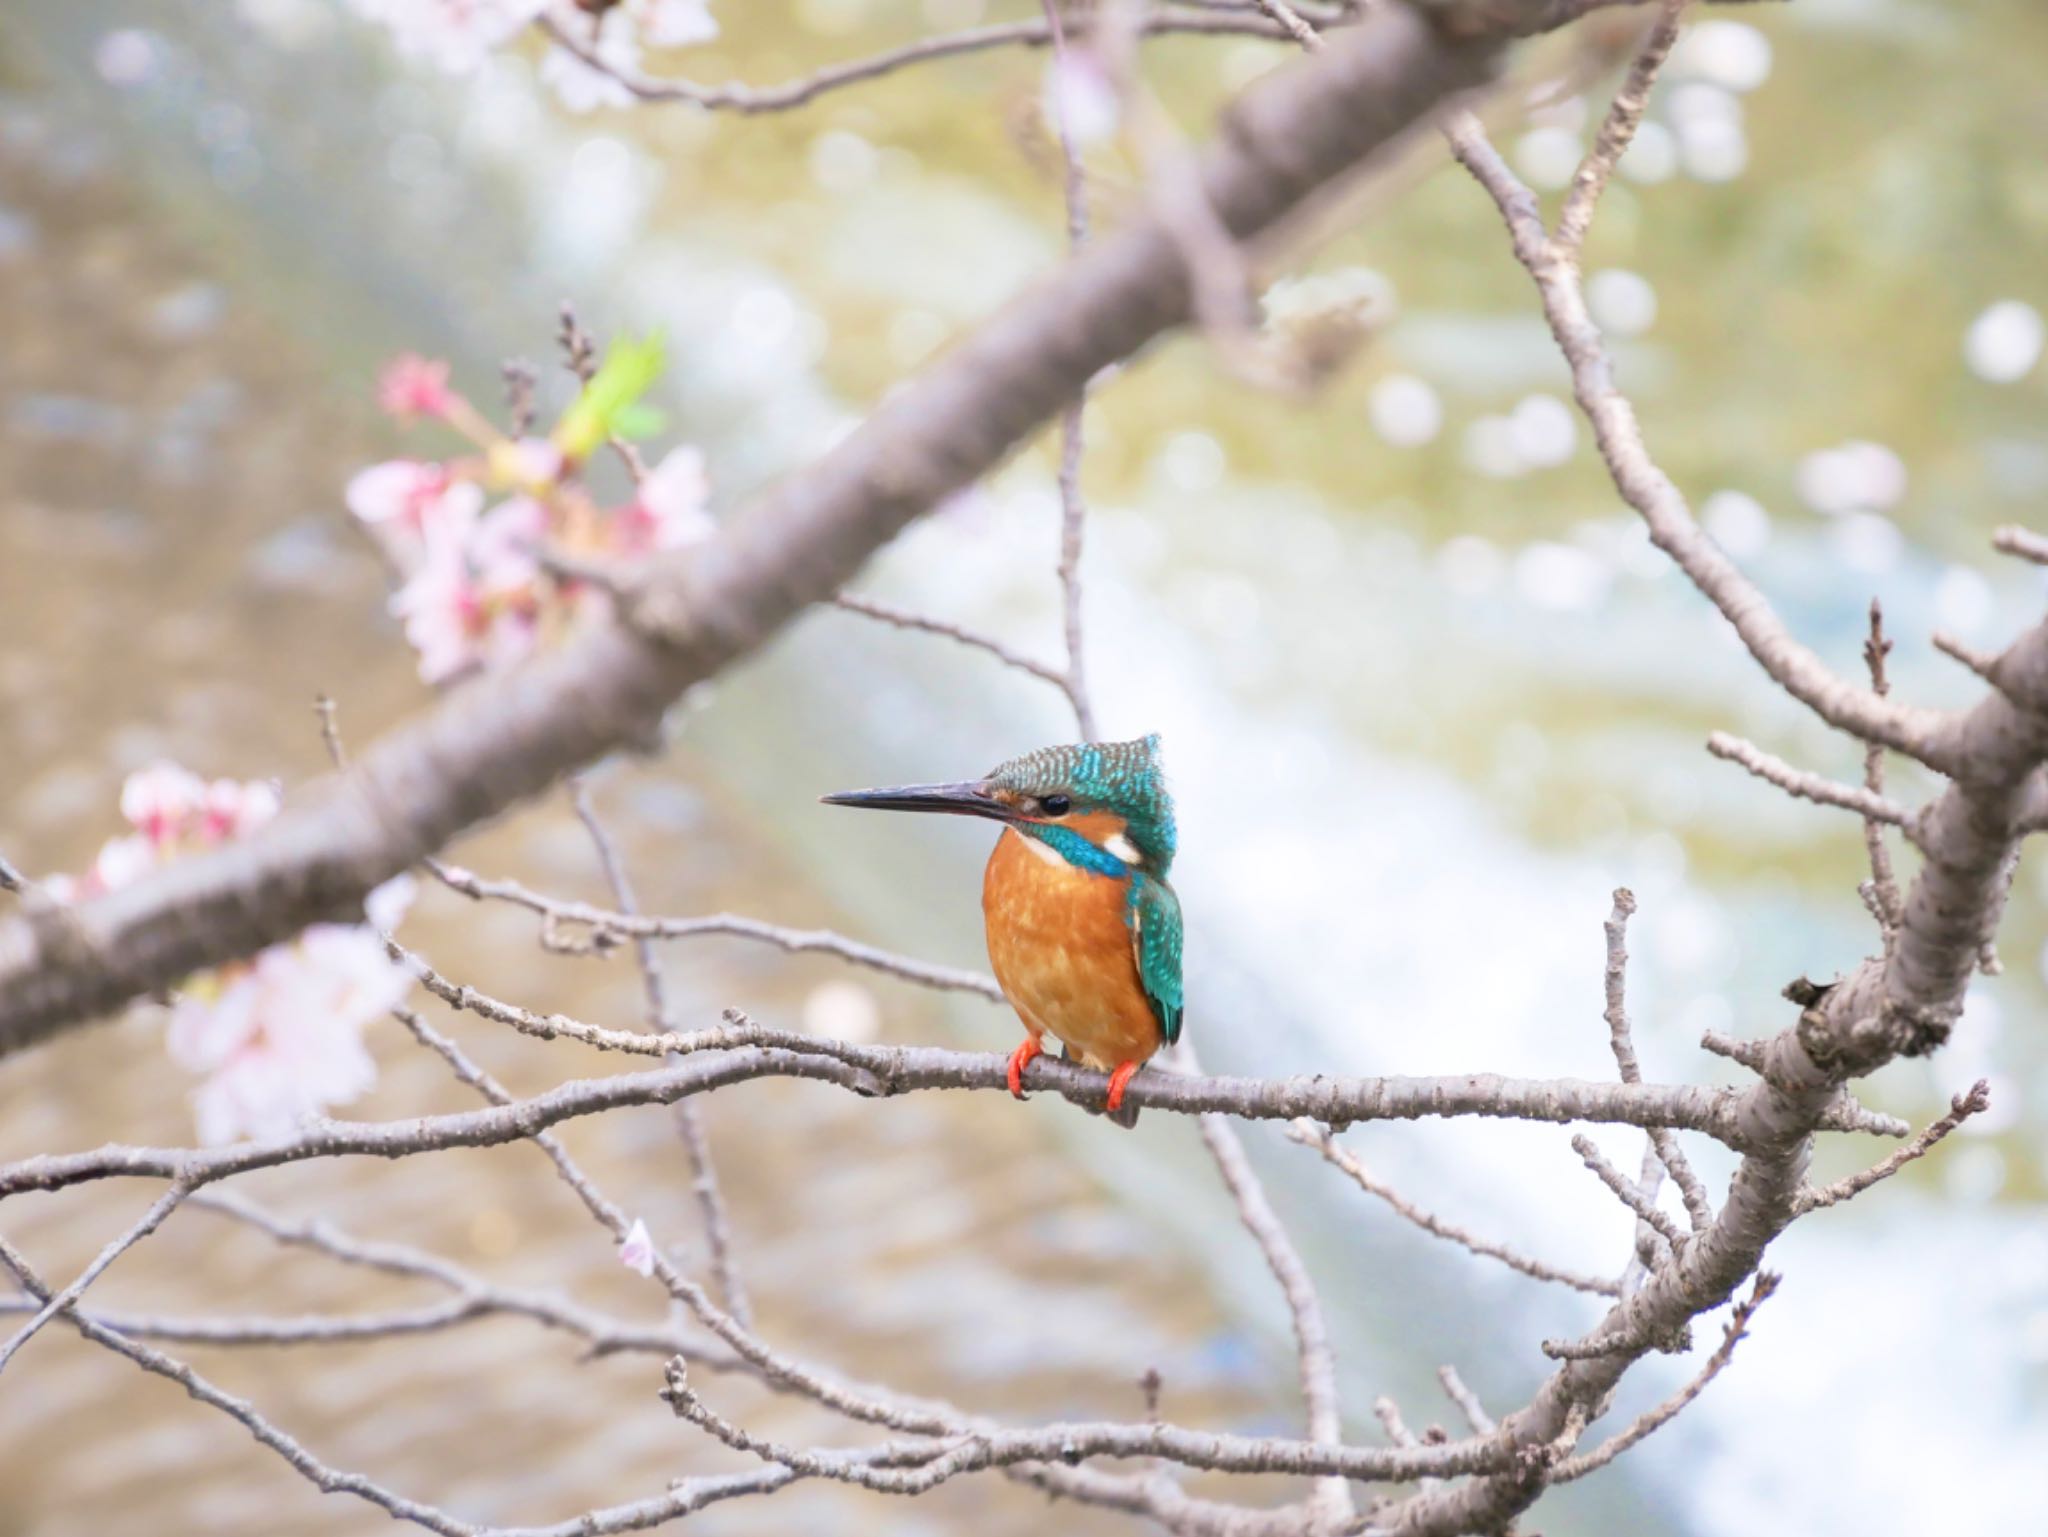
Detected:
left=1992, top=524, right=2048, bottom=565
left=830, top=594, right=1071, bottom=689
left=1288, top=1120, right=1619, bottom=1296
left=1796, top=1080, right=1991, bottom=1214
left=1554, top=0, right=1688, bottom=257
left=1437, top=1365, right=1496, bottom=1436
left=1197, top=1110, right=1352, bottom=1523
left=1601, top=890, right=1713, bottom=1229
left=536, top=7, right=1305, bottom=115
left=1570, top=1133, right=1687, bottom=1251
left=1931, top=629, right=2004, bottom=686
left=569, top=777, right=751, bottom=1327
left=1550, top=1272, right=1778, bottom=1482
left=1861, top=602, right=1904, bottom=935
left=1249, top=0, right=1326, bottom=50
left=1440, top=107, right=1948, bottom=772
left=1699, top=1029, right=1766, bottom=1071
left=426, top=860, right=1004, bottom=999
left=0, top=1230, right=869, bottom=1537
left=0, top=1179, right=191, bottom=1373
left=663, top=1358, right=1515, bottom=1491
left=1042, top=0, right=1103, bottom=743
left=1705, top=732, right=1915, bottom=832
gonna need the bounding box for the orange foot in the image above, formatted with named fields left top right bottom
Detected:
left=1006, top=1037, right=1044, bottom=1100
left=1105, top=1061, right=1141, bottom=1114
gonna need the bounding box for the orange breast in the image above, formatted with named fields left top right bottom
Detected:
left=981, top=827, right=1163, bottom=1072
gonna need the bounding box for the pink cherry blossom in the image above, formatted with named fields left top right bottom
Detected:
left=201, top=777, right=282, bottom=842
left=169, top=922, right=404, bottom=1146
left=614, top=446, right=714, bottom=554
left=1043, top=51, right=1121, bottom=148
left=541, top=10, right=640, bottom=113
left=162, top=870, right=416, bottom=1146
left=347, top=460, right=485, bottom=563
left=390, top=500, right=545, bottom=685
left=636, top=0, right=718, bottom=49
left=618, top=1217, right=657, bottom=1277
left=347, top=0, right=547, bottom=74
left=120, top=761, right=208, bottom=846
left=50, top=768, right=416, bottom=1145
left=377, top=353, right=462, bottom=421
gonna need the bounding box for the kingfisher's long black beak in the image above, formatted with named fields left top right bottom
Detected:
left=819, top=779, right=1012, bottom=821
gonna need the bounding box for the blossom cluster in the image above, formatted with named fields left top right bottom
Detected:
left=345, top=0, right=717, bottom=113
left=347, top=345, right=713, bottom=685
left=49, top=763, right=415, bottom=1146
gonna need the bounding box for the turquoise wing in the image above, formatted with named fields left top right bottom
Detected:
left=1130, top=875, right=1185, bottom=1045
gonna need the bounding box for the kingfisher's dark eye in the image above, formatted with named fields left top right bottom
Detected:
left=1041, top=794, right=1071, bottom=817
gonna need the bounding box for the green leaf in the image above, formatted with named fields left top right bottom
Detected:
left=554, top=333, right=666, bottom=461
left=611, top=402, right=666, bottom=441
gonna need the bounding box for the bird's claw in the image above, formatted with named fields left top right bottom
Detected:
left=1006, top=1037, right=1044, bottom=1100
left=1105, top=1060, right=1140, bottom=1114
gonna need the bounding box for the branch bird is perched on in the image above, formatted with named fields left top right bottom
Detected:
left=822, top=736, right=1183, bottom=1120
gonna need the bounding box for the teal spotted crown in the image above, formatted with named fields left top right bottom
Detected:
left=989, top=735, right=1177, bottom=874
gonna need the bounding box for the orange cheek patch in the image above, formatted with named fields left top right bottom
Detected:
left=1059, top=810, right=1129, bottom=846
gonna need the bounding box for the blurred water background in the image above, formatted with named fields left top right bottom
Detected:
left=1, top=1, right=2045, bottom=1533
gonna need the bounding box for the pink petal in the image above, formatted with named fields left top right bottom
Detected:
left=618, top=1218, right=657, bottom=1277
left=120, top=761, right=207, bottom=845
left=635, top=0, right=718, bottom=49
left=377, top=353, right=459, bottom=421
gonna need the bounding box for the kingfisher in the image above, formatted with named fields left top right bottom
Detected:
left=822, top=735, right=1183, bottom=1120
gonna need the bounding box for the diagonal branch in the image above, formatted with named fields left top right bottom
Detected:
left=1288, top=1119, right=1620, bottom=1296
left=569, top=779, right=750, bottom=1328
left=1600, top=891, right=1712, bottom=1230
left=1795, top=1080, right=1991, bottom=1215
left=1550, top=1271, right=1776, bottom=1482
left=0, top=1180, right=191, bottom=1373
left=1705, top=732, right=1916, bottom=831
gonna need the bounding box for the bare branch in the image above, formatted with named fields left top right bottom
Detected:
left=1437, top=1365, right=1497, bottom=1436
left=830, top=594, right=1071, bottom=690
left=0, top=1179, right=191, bottom=1373
left=1600, top=891, right=1713, bottom=1229
left=1932, top=628, right=2005, bottom=686
left=538, top=6, right=1310, bottom=115
left=426, top=860, right=1005, bottom=1000
left=1, top=1044, right=1773, bottom=1203
left=569, top=778, right=749, bottom=1327
left=1042, top=0, right=1105, bottom=743
left=1570, top=1133, right=1687, bottom=1251
left=1861, top=602, right=1904, bottom=935
left=1249, top=0, right=1327, bottom=51
left=1796, top=1080, right=1991, bottom=1214
left=1553, top=0, right=1687, bottom=256
left=1705, top=732, right=1915, bottom=830
left=1550, top=1271, right=1778, bottom=1482
left=1288, top=1120, right=1620, bottom=1296
left=1992, top=523, right=2048, bottom=565
left=1198, top=1110, right=1351, bottom=1522
left=662, top=1358, right=1518, bottom=1489
left=1440, top=108, right=1952, bottom=773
